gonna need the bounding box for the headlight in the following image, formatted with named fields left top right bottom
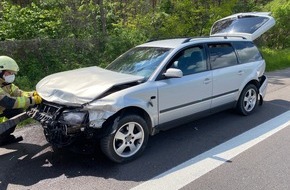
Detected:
left=59, top=111, right=87, bottom=125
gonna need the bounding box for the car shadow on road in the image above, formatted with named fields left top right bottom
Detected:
left=0, top=99, right=290, bottom=189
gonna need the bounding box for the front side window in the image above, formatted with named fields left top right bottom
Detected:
left=169, top=46, right=207, bottom=76
left=106, top=47, right=171, bottom=80
left=233, top=42, right=263, bottom=63
left=208, top=43, right=238, bottom=69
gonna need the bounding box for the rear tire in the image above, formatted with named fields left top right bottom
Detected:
left=100, top=114, right=149, bottom=163
left=236, top=84, right=258, bottom=116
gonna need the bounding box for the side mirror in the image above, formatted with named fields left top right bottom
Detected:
left=163, top=68, right=183, bottom=78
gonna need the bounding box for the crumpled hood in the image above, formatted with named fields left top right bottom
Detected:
left=36, top=66, right=144, bottom=106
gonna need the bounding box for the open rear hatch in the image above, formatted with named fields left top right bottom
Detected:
left=210, top=12, right=275, bottom=40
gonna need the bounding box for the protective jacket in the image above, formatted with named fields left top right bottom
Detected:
left=0, top=78, right=36, bottom=114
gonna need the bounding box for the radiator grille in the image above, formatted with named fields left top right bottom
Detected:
left=27, top=102, right=62, bottom=125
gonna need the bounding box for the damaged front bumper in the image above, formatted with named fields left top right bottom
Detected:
left=26, top=100, right=118, bottom=147
left=27, top=102, right=88, bottom=135
left=27, top=102, right=90, bottom=147
left=83, top=99, right=119, bottom=128
left=27, top=99, right=118, bottom=133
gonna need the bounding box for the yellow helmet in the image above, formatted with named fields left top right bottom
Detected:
left=0, top=56, right=19, bottom=72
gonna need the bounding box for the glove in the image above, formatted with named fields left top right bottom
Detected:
left=32, top=91, right=39, bottom=96
left=33, top=94, right=42, bottom=104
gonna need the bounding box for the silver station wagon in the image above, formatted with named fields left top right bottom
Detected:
left=28, top=12, right=275, bottom=163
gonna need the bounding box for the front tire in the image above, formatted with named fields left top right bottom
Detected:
left=236, top=84, right=258, bottom=116
left=100, top=114, right=149, bottom=163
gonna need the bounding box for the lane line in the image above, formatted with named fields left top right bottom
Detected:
left=131, top=111, right=290, bottom=190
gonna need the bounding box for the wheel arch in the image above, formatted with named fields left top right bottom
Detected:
left=237, top=79, right=259, bottom=100
left=247, top=79, right=260, bottom=88
left=236, top=80, right=259, bottom=115
left=102, top=106, right=154, bottom=136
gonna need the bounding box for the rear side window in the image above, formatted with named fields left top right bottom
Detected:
left=233, top=42, right=263, bottom=63
left=208, top=43, right=238, bottom=69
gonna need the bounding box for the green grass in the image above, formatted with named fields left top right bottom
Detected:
left=261, top=48, right=290, bottom=71
left=17, top=118, right=39, bottom=128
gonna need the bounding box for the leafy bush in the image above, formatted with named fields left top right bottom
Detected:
left=0, top=39, right=102, bottom=90
left=263, top=0, right=290, bottom=48
left=0, top=2, right=63, bottom=40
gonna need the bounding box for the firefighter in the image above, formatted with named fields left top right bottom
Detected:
left=0, top=56, right=42, bottom=145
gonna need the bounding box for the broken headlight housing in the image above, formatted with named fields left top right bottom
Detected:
left=58, top=110, right=88, bottom=126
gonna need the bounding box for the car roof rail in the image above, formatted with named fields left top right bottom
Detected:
left=146, top=38, right=158, bottom=42
left=146, top=37, right=193, bottom=43
left=182, top=38, right=192, bottom=43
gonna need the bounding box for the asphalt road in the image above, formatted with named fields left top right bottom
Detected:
left=1, top=68, right=290, bottom=190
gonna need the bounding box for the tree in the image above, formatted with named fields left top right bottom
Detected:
left=0, top=1, right=63, bottom=40
left=263, top=0, right=290, bottom=48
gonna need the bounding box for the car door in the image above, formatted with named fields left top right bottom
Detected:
left=210, top=12, right=275, bottom=40
left=157, top=45, right=212, bottom=125
left=207, top=42, right=243, bottom=108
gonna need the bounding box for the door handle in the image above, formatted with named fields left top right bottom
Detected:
left=238, top=70, right=244, bottom=75
left=204, top=78, right=211, bottom=84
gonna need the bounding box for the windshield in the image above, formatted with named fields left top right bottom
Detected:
left=211, top=16, right=269, bottom=35
left=106, top=47, right=171, bottom=80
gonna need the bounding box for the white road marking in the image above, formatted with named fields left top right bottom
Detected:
left=131, top=111, right=290, bottom=190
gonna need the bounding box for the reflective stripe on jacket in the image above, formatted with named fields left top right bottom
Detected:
left=0, top=78, right=35, bottom=114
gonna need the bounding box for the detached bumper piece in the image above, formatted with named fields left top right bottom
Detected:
left=0, top=112, right=27, bottom=146
left=0, top=112, right=28, bottom=135
left=0, top=135, right=23, bottom=146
